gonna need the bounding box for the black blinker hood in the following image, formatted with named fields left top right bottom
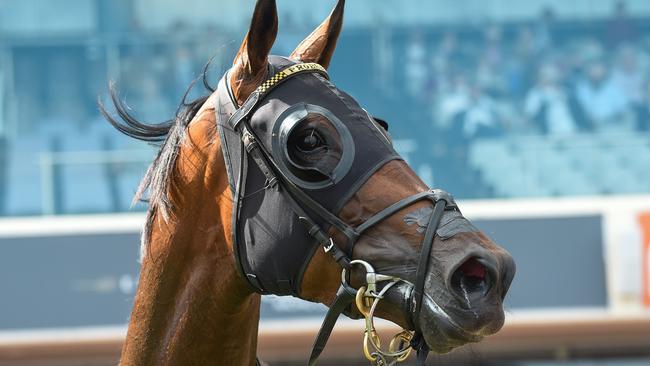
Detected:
left=216, top=56, right=401, bottom=296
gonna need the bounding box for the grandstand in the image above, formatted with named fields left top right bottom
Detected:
left=3, top=0, right=650, bottom=214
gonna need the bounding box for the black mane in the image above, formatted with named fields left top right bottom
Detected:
left=98, top=59, right=216, bottom=251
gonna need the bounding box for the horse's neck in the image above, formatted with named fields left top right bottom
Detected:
left=120, top=228, right=261, bottom=365
left=120, top=102, right=260, bottom=366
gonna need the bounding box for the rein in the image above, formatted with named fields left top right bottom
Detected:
left=218, top=61, right=458, bottom=365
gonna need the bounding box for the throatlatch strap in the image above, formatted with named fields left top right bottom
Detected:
left=308, top=282, right=357, bottom=366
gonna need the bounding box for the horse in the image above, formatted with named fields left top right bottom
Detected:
left=101, top=0, right=515, bottom=365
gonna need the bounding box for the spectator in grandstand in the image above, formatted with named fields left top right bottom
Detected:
left=431, top=31, right=462, bottom=94
left=635, top=83, right=650, bottom=131
left=611, top=44, right=648, bottom=129
left=477, top=25, right=507, bottom=97
left=575, top=38, right=606, bottom=69
left=454, top=83, right=504, bottom=141
left=533, top=6, right=556, bottom=54
left=605, top=1, right=639, bottom=47
left=476, top=55, right=507, bottom=98
left=575, top=60, right=632, bottom=130
left=611, top=45, right=646, bottom=104
left=430, top=75, right=503, bottom=198
left=436, top=70, right=504, bottom=139
left=482, top=24, right=503, bottom=70
left=505, top=26, right=538, bottom=100
left=437, top=73, right=471, bottom=129
left=405, top=31, right=429, bottom=101
left=434, top=32, right=462, bottom=69
left=524, top=63, right=578, bottom=136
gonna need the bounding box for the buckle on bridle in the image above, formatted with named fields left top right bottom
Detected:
left=323, top=238, right=335, bottom=253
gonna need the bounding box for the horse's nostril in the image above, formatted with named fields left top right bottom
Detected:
left=451, top=257, right=493, bottom=304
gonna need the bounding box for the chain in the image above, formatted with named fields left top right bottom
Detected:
left=343, top=260, right=414, bottom=365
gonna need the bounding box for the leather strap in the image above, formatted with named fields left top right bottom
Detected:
left=408, top=197, right=449, bottom=366
left=417, top=344, right=430, bottom=366
left=242, top=127, right=278, bottom=188
left=308, top=281, right=357, bottom=366
left=411, top=200, right=447, bottom=319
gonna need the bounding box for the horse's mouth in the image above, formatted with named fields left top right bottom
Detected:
left=384, top=281, right=486, bottom=353
left=417, top=292, right=485, bottom=353
left=369, top=252, right=510, bottom=353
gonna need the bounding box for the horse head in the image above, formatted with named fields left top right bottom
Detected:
left=223, top=0, right=516, bottom=360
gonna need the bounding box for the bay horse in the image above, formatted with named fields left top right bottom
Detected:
left=102, top=0, right=515, bottom=365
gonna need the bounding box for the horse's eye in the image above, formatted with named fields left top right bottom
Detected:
left=295, top=130, right=323, bottom=152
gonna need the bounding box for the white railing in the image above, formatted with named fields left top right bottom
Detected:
left=38, top=150, right=153, bottom=216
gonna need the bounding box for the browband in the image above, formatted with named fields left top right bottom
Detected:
left=228, top=62, right=328, bottom=129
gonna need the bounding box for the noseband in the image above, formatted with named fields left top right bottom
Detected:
left=216, top=58, right=458, bottom=365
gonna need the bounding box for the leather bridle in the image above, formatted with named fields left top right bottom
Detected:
left=218, top=61, right=459, bottom=365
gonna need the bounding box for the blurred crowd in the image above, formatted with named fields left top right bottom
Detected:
left=402, top=1, right=650, bottom=143
left=394, top=1, right=650, bottom=196
left=13, top=1, right=650, bottom=141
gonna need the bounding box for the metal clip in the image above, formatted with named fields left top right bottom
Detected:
left=264, top=177, right=278, bottom=189
left=348, top=259, right=397, bottom=297
left=242, top=129, right=253, bottom=144
left=323, top=238, right=335, bottom=253
left=242, top=129, right=258, bottom=152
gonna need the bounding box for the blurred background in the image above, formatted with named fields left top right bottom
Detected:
left=1, top=0, right=650, bottom=365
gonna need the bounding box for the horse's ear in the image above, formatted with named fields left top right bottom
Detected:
left=231, top=0, right=278, bottom=105
left=289, top=0, right=344, bottom=69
